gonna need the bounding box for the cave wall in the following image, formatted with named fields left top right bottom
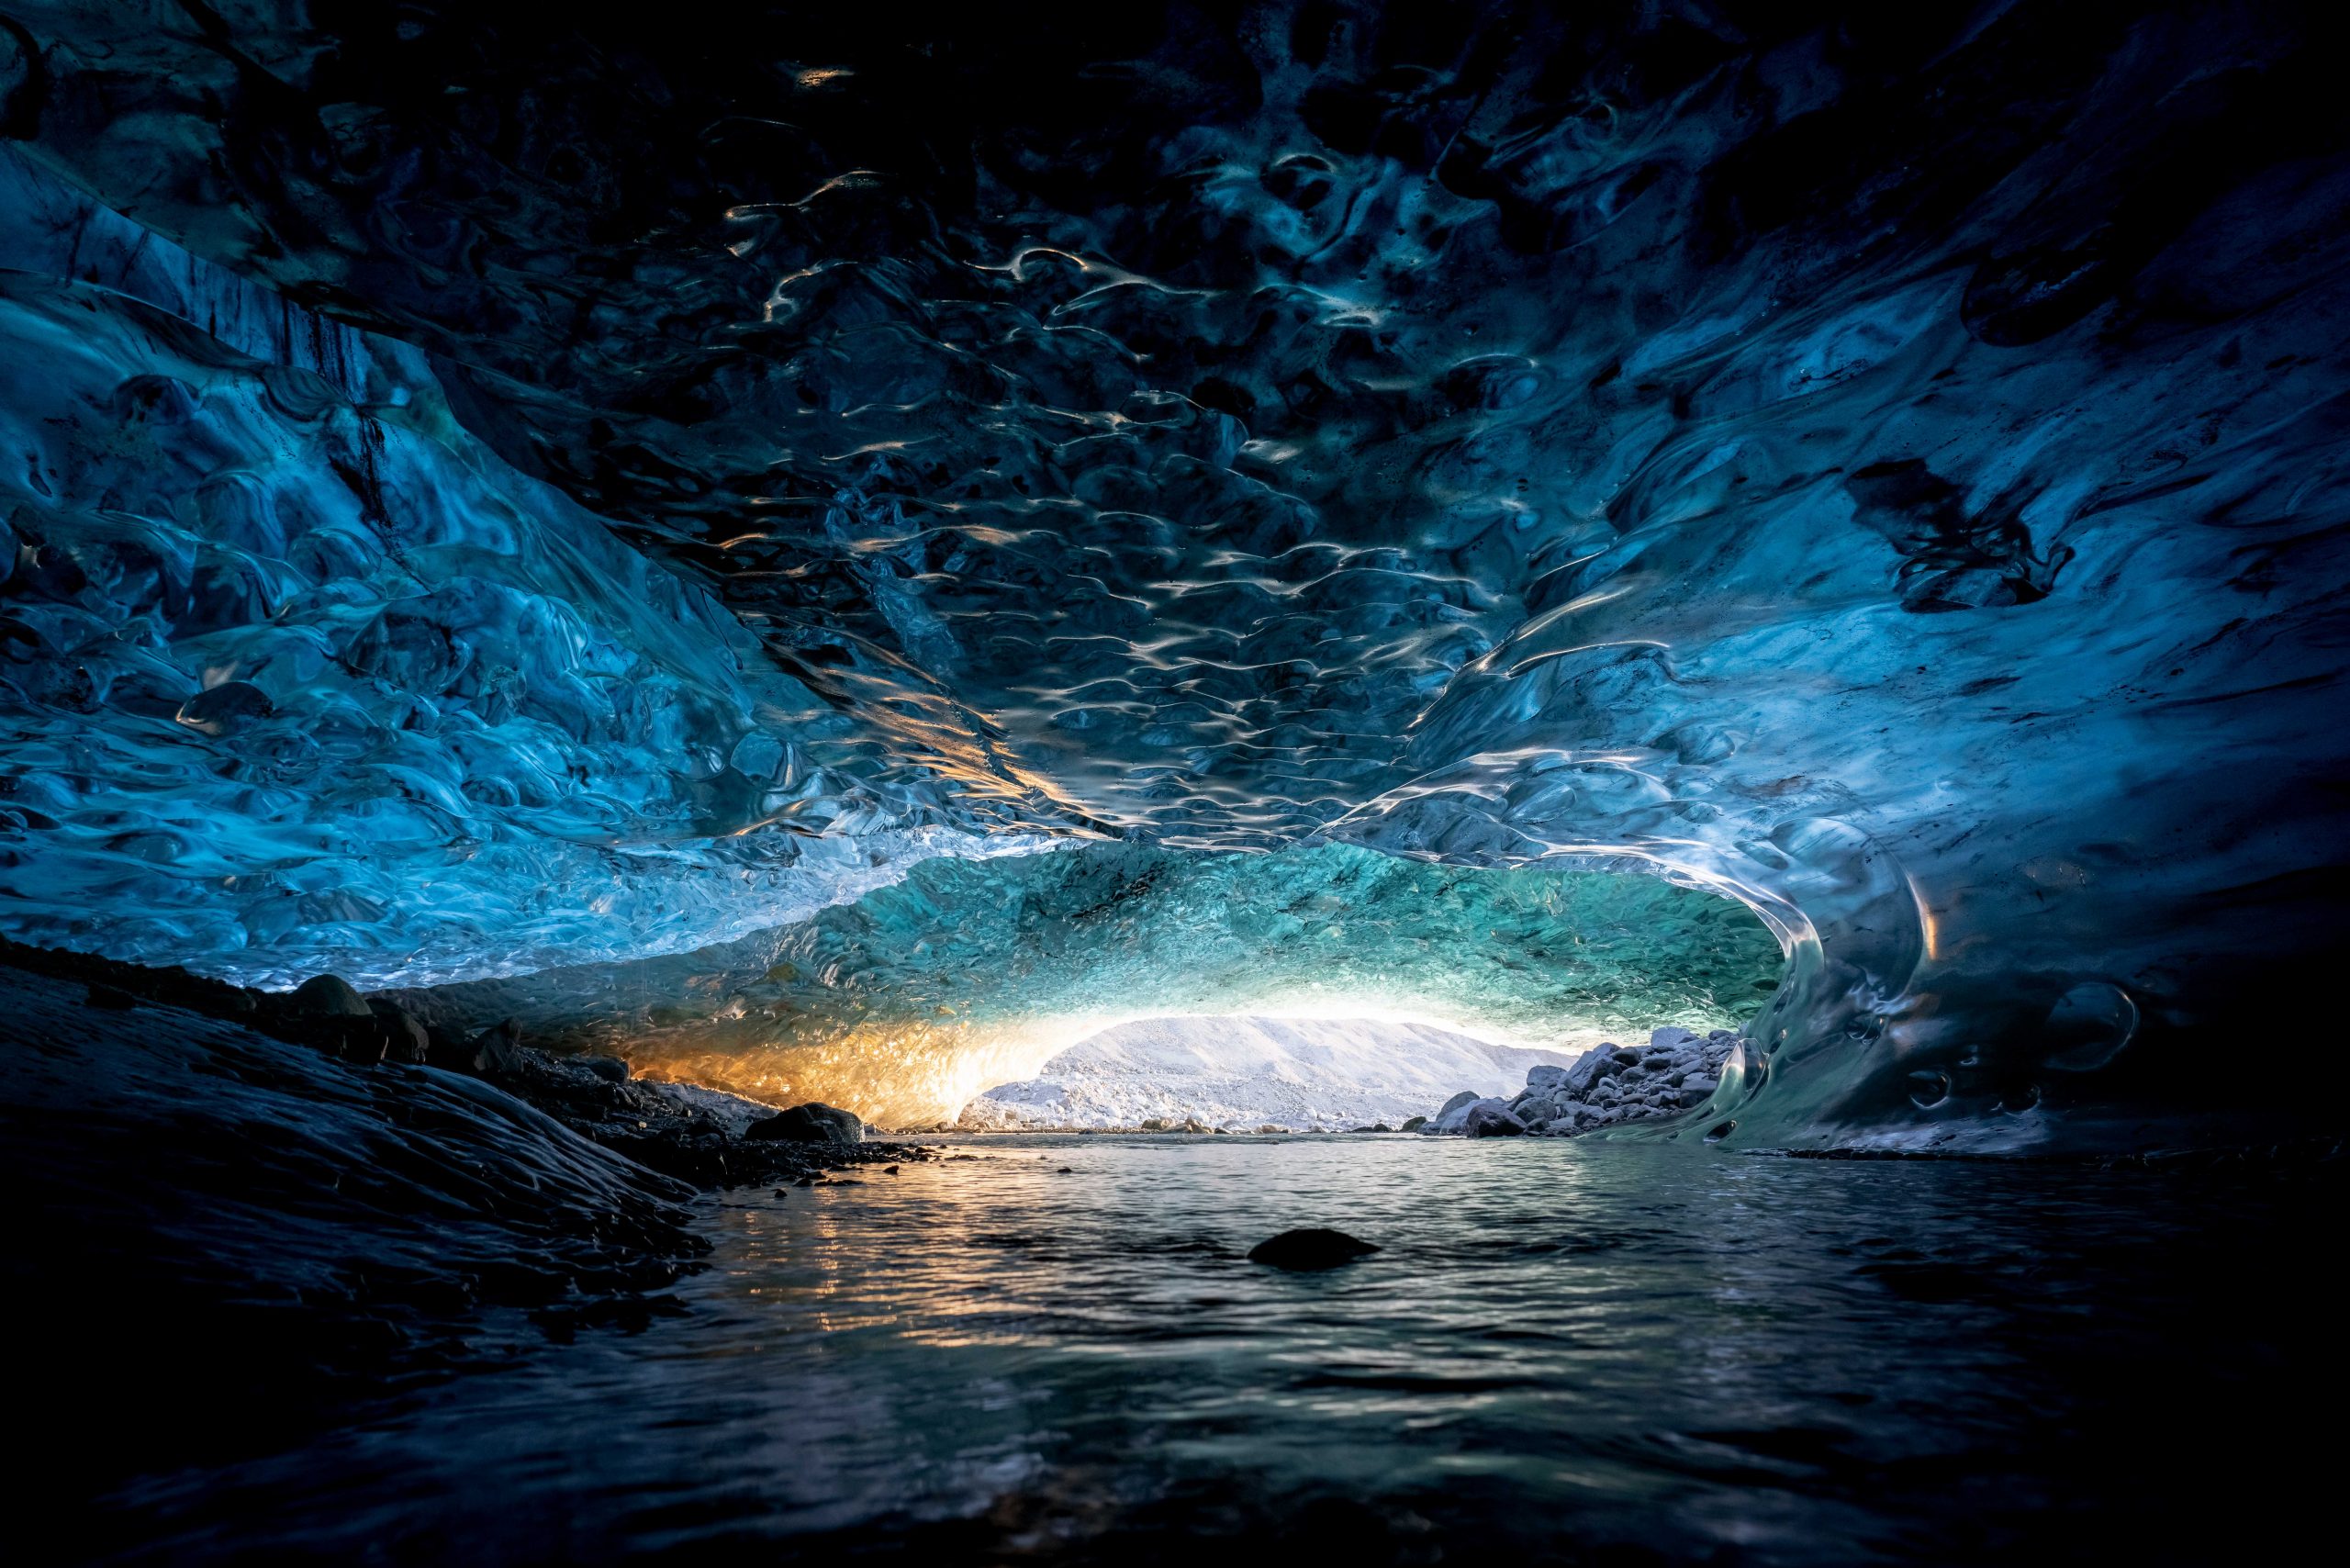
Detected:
left=3, top=4, right=2346, bottom=1146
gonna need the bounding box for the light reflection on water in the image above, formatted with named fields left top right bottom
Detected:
left=107, top=1137, right=2326, bottom=1563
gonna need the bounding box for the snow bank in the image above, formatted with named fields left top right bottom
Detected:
left=957, top=1014, right=1574, bottom=1132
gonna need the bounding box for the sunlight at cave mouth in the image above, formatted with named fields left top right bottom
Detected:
left=386, top=842, right=1785, bottom=1129
left=957, top=1012, right=1583, bottom=1133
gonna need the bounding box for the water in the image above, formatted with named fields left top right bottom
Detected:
left=96, top=1137, right=2326, bottom=1563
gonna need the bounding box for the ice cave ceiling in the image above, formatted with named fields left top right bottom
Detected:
left=1, top=2, right=2345, bottom=1147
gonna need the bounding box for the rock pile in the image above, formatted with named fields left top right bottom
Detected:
left=1421, top=1027, right=1743, bottom=1137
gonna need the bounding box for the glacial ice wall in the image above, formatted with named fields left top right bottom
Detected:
left=0, top=147, right=1050, bottom=985
left=5, top=4, right=2348, bottom=1146
left=386, top=843, right=1781, bottom=1128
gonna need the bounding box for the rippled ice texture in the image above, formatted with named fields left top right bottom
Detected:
left=87, top=1137, right=2334, bottom=1564
left=5, top=6, right=2348, bottom=1143
left=0, top=148, right=1047, bottom=986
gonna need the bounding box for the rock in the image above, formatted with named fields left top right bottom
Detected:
left=1435, top=1090, right=1482, bottom=1118
left=1649, top=1026, right=1703, bottom=1053
left=1399, top=1115, right=1427, bottom=1132
left=1526, top=1064, right=1568, bottom=1090
left=84, top=982, right=136, bottom=1010
left=1247, top=1227, right=1381, bottom=1271
left=1428, top=1092, right=1505, bottom=1134
left=1460, top=1102, right=1528, bottom=1137
left=424, top=1018, right=522, bottom=1075
left=471, top=1019, right=524, bottom=1074
left=424, top=1023, right=476, bottom=1072
left=1562, top=1045, right=1620, bottom=1094
left=744, top=1102, right=863, bottom=1145
left=290, top=974, right=372, bottom=1018
left=579, top=1055, right=630, bottom=1083
left=367, top=1001, right=431, bottom=1065
left=336, top=1022, right=388, bottom=1065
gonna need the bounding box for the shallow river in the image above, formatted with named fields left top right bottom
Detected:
left=105, top=1136, right=2325, bottom=1563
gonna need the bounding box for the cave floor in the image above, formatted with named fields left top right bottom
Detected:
left=84, top=1135, right=2331, bottom=1565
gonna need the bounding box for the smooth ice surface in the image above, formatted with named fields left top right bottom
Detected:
left=5, top=6, right=2347, bottom=1145
left=958, top=1014, right=1572, bottom=1131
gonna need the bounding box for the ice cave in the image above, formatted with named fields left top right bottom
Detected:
left=1, top=3, right=2342, bottom=1562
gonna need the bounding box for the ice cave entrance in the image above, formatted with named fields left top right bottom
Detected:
left=955, top=1013, right=1583, bottom=1133
left=392, top=842, right=1788, bottom=1131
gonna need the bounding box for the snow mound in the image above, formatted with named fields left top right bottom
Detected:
left=958, top=1015, right=1575, bottom=1132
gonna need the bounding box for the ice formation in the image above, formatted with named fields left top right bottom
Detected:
left=0, top=146, right=1050, bottom=986
left=958, top=1014, right=1575, bottom=1132
left=4, top=5, right=2346, bottom=1148
left=383, top=843, right=1777, bottom=1128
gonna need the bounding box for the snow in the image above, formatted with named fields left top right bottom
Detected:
left=957, top=1014, right=1575, bottom=1132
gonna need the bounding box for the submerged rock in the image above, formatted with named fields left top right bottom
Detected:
left=1247, top=1228, right=1381, bottom=1271
left=745, top=1102, right=864, bottom=1146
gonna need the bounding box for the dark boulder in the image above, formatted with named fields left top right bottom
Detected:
left=367, top=1001, right=431, bottom=1065
left=1461, top=1102, right=1528, bottom=1138
left=744, top=1102, right=863, bottom=1146
left=423, top=1024, right=473, bottom=1072
left=579, top=1056, right=631, bottom=1083
left=425, top=1018, right=523, bottom=1075
left=470, top=1020, right=524, bottom=1074
left=290, top=974, right=372, bottom=1018
left=1248, top=1227, right=1381, bottom=1271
